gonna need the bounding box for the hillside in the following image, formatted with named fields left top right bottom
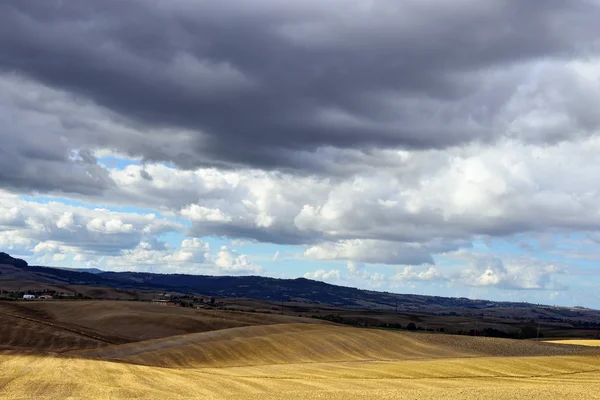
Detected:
left=0, top=300, right=323, bottom=349
left=0, top=300, right=599, bottom=399
left=3, top=352, right=600, bottom=399
left=75, top=323, right=598, bottom=369
left=2, top=253, right=597, bottom=319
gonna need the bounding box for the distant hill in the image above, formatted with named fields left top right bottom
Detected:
left=0, top=252, right=28, bottom=268
left=54, top=267, right=105, bottom=274
left=0, top=253, right=592, bottom=315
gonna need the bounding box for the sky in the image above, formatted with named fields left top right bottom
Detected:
left=1, top=0, right=600, bottom=308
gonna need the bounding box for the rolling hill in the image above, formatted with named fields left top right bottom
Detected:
left=0, top=298, right=599, bottom=399
left=74, top=322, right=598, bottom=369
left=2, top=253, right=596, bottom=317
left=0, top=300, right=325, bottom=349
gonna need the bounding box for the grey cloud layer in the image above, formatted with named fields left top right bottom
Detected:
left=2, top=1, right=600, bottom=297
left=2, top=0, right=600, bottom=175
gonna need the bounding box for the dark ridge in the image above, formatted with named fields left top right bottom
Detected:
left=0, top=252, right=573, bottom=312
left=0, top=252, right=28, bottom=268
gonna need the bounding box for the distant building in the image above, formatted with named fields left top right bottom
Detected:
left=151, top=299, right=175, bottom=306
left=39, top=295, right=53, bottom=300
left=23, top=294, right=35, bottom=300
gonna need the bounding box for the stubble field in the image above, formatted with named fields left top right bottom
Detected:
left=0, top=300, right=599, bottom=399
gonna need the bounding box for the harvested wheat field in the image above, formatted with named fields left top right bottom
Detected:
left=546, top=340, right=600, bottom=347
left=1, top=301, right=600, bottom=399
left=0, top=300, right=327, bottom=345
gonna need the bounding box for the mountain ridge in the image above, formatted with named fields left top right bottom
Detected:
left=0, top=252, right=579, bottom=312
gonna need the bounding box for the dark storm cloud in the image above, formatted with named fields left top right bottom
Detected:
left=187, top=222, right=321, bottom=246
left=0, top=75, right=115, bottom=195
left=0, top=135, right=113, bottom=196
left=1, top=0, right=599, bottom=172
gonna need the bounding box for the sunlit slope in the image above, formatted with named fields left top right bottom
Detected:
left=2, top=353, right=600, bottom=399
left=546, top=339, right=600, bottom=347
left=75, top=323, right=598, bottom=368
left=3, top=320, right=600, bottom=399
left=3, top=301, right=600, bottom=399
left=75, top=323, right=472, bottom=367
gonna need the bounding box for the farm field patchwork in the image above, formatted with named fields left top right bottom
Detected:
left=0, top=301, right=599, bottom=399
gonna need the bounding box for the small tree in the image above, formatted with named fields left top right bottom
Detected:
left=519, top=326, right=541, bottom=339
left=407, top=322, right=417, bottom=331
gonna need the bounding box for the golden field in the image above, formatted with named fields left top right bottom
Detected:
left=545, top=340, right=600, bottom=347
left=0, top=301, right=599, bottom=399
